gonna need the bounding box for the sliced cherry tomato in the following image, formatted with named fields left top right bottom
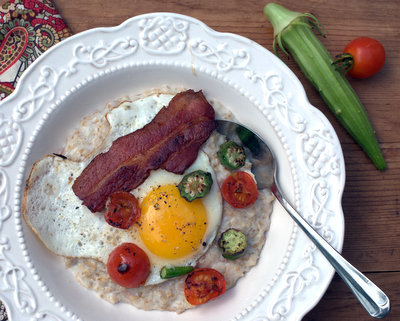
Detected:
left=221, top=171, right=259, bottom=208
left=184, top=268, right=226, bottom=305
left=107, top=243, right=150, bottom=288
left=344, top=37, right=385, bottom=79
left=104, top=191, right=140, bottom=229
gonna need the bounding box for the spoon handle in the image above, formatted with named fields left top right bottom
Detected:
left=272, top=183, right=390, bottom=319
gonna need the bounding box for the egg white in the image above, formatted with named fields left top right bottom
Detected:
left=106, top=93, right=173, bottom=141
left=23, top=93, right=222, bottom=286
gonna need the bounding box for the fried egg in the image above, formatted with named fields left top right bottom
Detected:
left=23, top=93, right=223, bottom=286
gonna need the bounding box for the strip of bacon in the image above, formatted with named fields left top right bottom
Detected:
left=72, top=90, right=217, bottom=212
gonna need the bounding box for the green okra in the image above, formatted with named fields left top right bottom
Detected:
left=264, top=3, right=386, bottom=170
left=218, top=228, right=247, bottom=260
left=217, top=141, right=246, bottom=170
left=160, top=265, right=194, bottom=279
left=178, top=170, right=213, bottom=202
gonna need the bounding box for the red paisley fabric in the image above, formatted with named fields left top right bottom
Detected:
left=0, top=0, right=72, bottom=100
left=0, top=1, right=71, bottom=318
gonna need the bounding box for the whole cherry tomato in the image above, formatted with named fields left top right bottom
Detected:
left=221, top=171, right=259, bottom=208
left=104, top=191, right=141, bottom=229
left=344, top=37, right=385, bottom=79
left=107, top=243, right=150, bottom=288
left=184, top=268, right=226, bottom=305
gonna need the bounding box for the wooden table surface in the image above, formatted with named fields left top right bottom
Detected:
left=4, top=0, right=400, bottom=320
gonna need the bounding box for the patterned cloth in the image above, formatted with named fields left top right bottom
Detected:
left=0, top=0, right=71, bottom=318
left=0, top=303, right=6, bottom=321
left=0, top=0, right=72, bottom=100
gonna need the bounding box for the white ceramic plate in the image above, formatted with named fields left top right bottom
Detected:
left=0, top=12, right=345, bottom=321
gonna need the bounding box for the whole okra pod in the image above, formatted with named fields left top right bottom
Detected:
left=264, top=3, right=386, bottom=170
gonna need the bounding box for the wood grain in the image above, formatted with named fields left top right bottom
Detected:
left=2, top=0, right=399, bottom=320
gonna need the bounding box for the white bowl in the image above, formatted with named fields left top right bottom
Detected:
left=0, top=12, right=345, bottom=321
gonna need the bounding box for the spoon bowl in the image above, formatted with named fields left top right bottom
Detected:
left=216, top=119, right=390, bottom=319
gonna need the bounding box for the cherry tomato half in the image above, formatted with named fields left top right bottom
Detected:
left=344, top=37, right=385, bottom=79
left=107, top=243, right=150, bottom=288
left=184, top=268, right=226, bottom=305
left=221, top=171, right=259, bottom=208
left=104, top=191, right=141, bottom=229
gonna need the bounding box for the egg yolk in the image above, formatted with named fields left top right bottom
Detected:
left=138, top=184, right=208, bottom=259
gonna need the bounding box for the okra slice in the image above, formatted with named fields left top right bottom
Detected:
left=217, top=141, right=246, bottom=170
left=178, top=170, right=213, bottom=202
left=160, top=265, right=194, bottom=279
left=218, top=228, right=247, bottom=260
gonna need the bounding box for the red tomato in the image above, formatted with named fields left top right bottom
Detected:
left=221, top=171, right=259, bottom=208
left=344, top=37, right=385, bottom=79
left=184, top=268, right=226, bottom=305
left=104, top=191, right=140, bottom=229
left=107, top=243, right=150, bottom=288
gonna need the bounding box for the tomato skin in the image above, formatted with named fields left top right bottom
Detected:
left=107, top=243, right=150, bottom=288
left=184, top=268, right=226, bottom=305
left=104, top=191, right=141, bottom=229
left=344, top=37, right=385, bottom=79
left=221, top=171, right=259, bottom=208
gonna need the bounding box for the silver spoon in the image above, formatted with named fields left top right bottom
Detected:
left=216, top=119, right=390, bottom=319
